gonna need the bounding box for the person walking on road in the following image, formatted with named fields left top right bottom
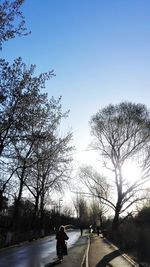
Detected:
left=80, top=225, right=83, bottom=236
left=56, top=225, right=69, bottom=261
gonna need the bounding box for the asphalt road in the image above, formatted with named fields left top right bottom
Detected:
left=0, top=231, right=139, bottom=267
left=0, top=230, right=82, bottom=267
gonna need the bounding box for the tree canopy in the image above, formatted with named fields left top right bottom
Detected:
left=0, top=0, right=30, bottom=49
left=80, top=102, right=150, bottom=232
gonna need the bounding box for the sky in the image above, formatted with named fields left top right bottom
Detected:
left=2, top=0, right=150, bottom=204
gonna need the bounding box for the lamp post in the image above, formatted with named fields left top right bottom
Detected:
left=58, top=198, right=63, bottom=227
left=59, top=198, right=63, bottom=215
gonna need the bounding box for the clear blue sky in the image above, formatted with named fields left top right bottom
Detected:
left=2, top=0, right=150, bottom=166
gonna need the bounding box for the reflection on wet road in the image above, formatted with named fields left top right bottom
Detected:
left=0, top=230, right=81, bottom=267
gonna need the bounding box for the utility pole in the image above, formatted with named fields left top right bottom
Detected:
left=58, top=198, right=63, bottom=227
left=59, top=198, right=63, bottom=215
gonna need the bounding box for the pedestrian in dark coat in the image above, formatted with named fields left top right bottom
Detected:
left=56, top=225, right=69, bottom=256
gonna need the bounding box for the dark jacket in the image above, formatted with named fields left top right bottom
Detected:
left=56, top=229, right=69, bottom=255
left=56, top=230, right=69, bottom=245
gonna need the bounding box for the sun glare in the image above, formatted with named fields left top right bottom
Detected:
left=122, top=161, right=142, bottom=183
left=75, top=149, right=142, bottom=184
left=75, top=149, right=100, bottom=169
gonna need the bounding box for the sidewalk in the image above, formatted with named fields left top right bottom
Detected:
left=88, top=234, right=138, bottom=267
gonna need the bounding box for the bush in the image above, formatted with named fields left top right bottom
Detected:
left=138, top=226, right=150, bottom=262
left=118, top=220, right=138, bottom=250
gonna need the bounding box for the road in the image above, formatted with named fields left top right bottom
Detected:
left=0, top=230, right=81, bottom=267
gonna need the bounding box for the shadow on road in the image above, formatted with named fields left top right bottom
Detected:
left=96, top=249, right=122, bottom=267
left=45, top=259, right=61, bottom=266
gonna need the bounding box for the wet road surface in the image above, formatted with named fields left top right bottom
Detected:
left=0, top=230, right=81, bottom=267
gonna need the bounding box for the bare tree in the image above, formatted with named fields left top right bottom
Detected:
left=0, top=0, right=30, bottom=49
left=0, top=57, right=54, bottom=157
left=25, top=128, right=73, bottom=231
left=88, top=200, right=106, bottom=230
left=62, top=206, right=74, bottom=218
left=79, top=165, right=110, bottom=228
left=79, top=165, right=111, bottom=208
left=73, top=195, right=89, bottom=226
left=0, top=57, right=54, bottom=193
left=88, top=102, right=150, bottom=232
left=0, top=57, right=55, bottom=228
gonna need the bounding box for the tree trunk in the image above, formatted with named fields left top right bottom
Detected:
left=112, top=201, right=121, bottom=233
left=31, top=193, right=39, bottom=230
left=11, top=180, right=23, bottom=230
left=39, top=193, right=45, bottom=235
left=112, top=211, right=119, bottom=232
left=11, top=165, right=25, bottom=230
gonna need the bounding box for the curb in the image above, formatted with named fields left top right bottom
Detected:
left=85, top=236, right=90, bottom=267
left=81, top=234, right=90, bottom=267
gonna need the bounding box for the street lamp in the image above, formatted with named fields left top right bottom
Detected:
left=58, top=199, right=63, bottom=227
left=59, top=198, right=63, bottom=215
